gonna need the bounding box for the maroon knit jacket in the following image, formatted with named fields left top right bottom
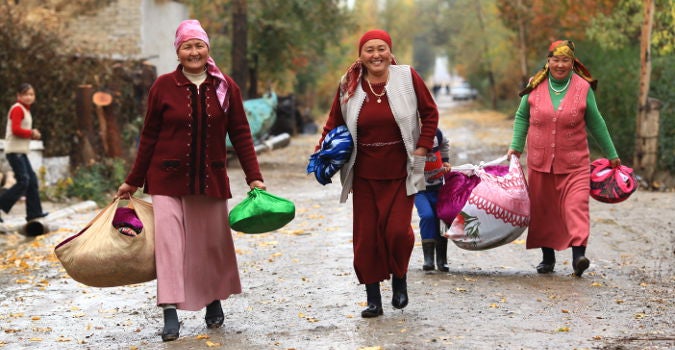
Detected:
left=125, top=66, right=263, bottom=199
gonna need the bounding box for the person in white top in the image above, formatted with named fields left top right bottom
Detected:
left=0, top=83, right=48, bottom=226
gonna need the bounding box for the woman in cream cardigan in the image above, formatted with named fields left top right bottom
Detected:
left=315, top=29, right=438, bottom=318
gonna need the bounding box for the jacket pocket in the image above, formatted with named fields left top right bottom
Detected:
left=161, top=159, right=181, bottom=172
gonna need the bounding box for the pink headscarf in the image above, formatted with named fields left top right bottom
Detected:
left=174, top=19, right=229, bottom=112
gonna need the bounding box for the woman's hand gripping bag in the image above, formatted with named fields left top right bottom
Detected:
left=54, top=197, right=155, bottom=287
left=590, top=158, right=638, bottom=203
left=229, top=188, right=295, bottom=233
left=443, top=155, right=530, bottom=250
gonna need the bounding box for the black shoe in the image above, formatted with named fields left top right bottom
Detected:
left=422, top=241, right=435, bottom=271
left=26, top=212, right=49, bottom=222
left=391, top=275, right=408, bottom=309
left=436, top=237, right=449, bottom=272
left=536, top=261, right=555, bottom=274
left=573, top=256, right=590, bottom=277
left=205, top=300, right=224, bottom=328
left=161, top=308, right=180, bottom=342
left=361, top=303, right=383, bottom=318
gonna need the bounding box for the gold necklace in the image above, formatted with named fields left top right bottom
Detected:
left=366, top=76, right=388, bottom=103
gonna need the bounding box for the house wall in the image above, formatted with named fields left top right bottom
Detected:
left=63, top=0, right=187, bottom=74
left=141, top=1, right=190, bottom=75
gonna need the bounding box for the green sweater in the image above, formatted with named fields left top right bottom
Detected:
left=509, top=73, right=619, bottom=160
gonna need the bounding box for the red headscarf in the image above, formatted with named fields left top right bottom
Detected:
left=174, top=19, right=230, bottom=112
left=518, top=40, right=597, bottom=97
left=340, top=29, right=397, bottom=104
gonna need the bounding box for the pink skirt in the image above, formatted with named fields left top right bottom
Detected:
left=526, top=168, right=590, bottom=251
left=152, top=195, right=241, bottom=311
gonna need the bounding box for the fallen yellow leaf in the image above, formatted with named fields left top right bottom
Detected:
left=205, top=340, right=222, bottom=347
left=557, top=327, right=570, bottom=332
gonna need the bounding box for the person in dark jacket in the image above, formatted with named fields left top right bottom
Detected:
left=116, top=19, right=265, bottom=341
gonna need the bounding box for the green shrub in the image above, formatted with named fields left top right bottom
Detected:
left=66, top=159, right=129, bottom=206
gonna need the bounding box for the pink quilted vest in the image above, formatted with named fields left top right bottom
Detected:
left=526, top=74, right=590, bottom=174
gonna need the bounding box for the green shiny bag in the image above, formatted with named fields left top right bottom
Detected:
left=229, top=188, right=295, bottom=233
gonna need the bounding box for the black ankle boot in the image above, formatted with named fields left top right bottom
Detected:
left=435, top=237, right=449, bottom=272
left=361, top=283, right=383, bottom=318
left=572, top=246, right=590, bottom=277
left=536, top=247, right=556, bottom=274
left=205, top=300, right=224, bottom=328
left=391, top=275, right=408, bottom=309
left=161, top=308, right=180, bottom=342
left=422, top=240, right=435, bottom=271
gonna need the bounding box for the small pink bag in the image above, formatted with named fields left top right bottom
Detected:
left=590, top=158, right=638, bottom=203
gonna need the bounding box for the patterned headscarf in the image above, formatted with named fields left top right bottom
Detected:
left=174, top=19, right=230, bottom=112
left=339, top=29, right=397, bottom=104
left=518, top=40, right=597, bottom=97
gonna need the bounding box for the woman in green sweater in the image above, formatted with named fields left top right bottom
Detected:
left=507, top=40, right=621, bottom=277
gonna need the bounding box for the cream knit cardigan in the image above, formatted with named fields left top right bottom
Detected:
left=338, top=64, right=425, bottom=203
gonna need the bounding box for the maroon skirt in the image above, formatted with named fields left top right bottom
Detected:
left=352, top=176, right=415, bottom=284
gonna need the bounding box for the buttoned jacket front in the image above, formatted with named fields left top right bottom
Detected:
left=526, top=73, right=590, bottom=174
left=126, top=67, right=262, bottom=199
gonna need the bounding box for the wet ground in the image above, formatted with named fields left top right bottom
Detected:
left=0, top=94, right=673, bottom=350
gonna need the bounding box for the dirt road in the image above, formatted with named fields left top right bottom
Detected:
left=0, top=95, right=673, bottom=349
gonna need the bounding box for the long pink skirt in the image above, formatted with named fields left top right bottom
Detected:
left=152, top=195, right=241, bottom=311
left=526, top=168, right=590, bottom=251
left=352, top=176, right=415, bottom=284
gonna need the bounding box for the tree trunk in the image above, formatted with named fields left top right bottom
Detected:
left=515, top=0, right=529, bottom=88
left=474, top=2, right=497, bottom=109
left=249, top=53, right=258, bottom=98
left=634, top=0, right=658, bottom=187
left=231, top=0, right=249, bottom=99
left=73, top=84, right=96, bottom=167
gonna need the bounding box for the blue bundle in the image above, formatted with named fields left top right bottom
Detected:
left=306, top=125, right=353, bottom=185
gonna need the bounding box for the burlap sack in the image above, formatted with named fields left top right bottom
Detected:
left=54, top=197, right=155, bottom=287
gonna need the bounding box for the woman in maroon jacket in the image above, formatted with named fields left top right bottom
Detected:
left=116, top=20, right=265, bottom=342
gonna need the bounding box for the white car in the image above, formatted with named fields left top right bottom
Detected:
left=450, top=83, right=477, bottom=101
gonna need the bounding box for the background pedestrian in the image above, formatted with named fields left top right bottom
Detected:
left=0, top=83, right=48, bottom=225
